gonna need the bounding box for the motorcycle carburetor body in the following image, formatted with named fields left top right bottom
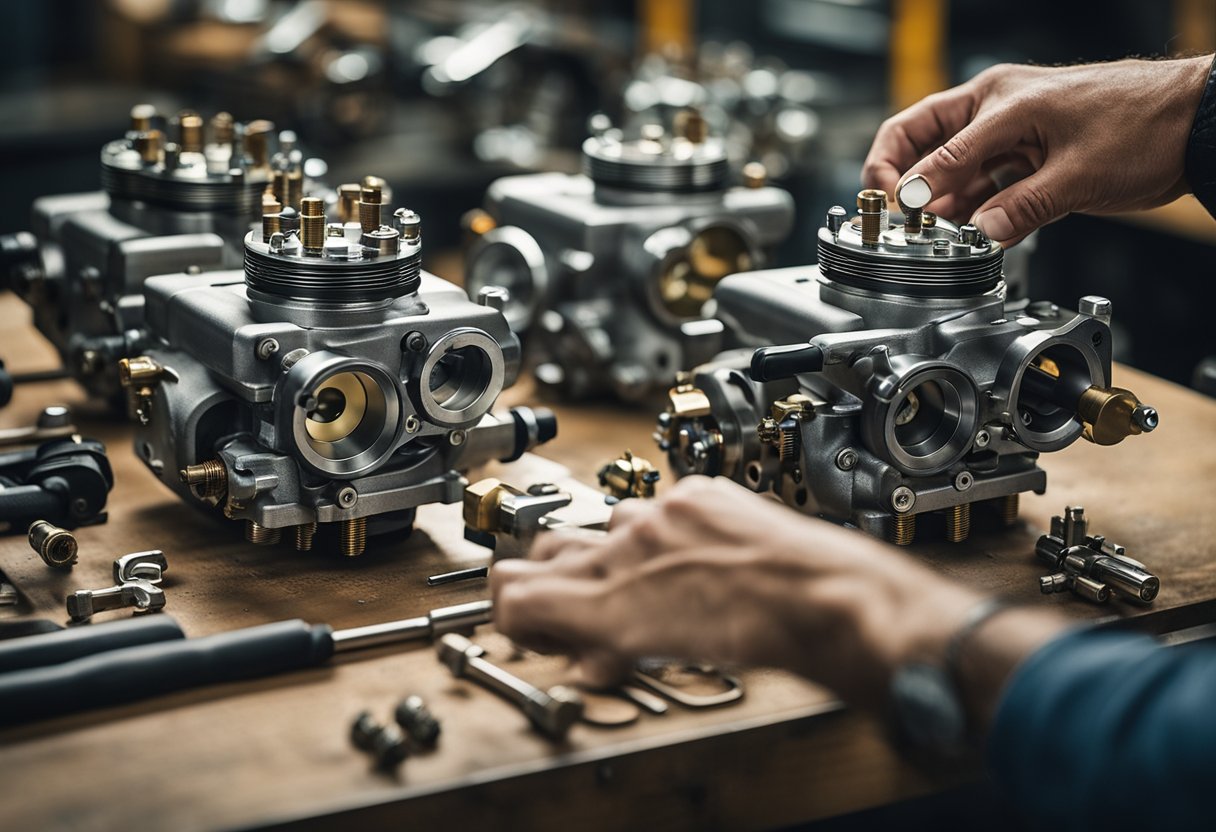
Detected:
left=123, top=187, right=555, bottom=556
left=657, top=188, right=1158, bottom=545
left=1, top=106, right=319, bottom=404
left=463, top=117, right=795, bottom=402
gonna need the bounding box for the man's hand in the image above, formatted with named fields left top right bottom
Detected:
left=862, top=56, right=1213, bottom=246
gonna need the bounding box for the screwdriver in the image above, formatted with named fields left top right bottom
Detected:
left=0, top=600, right=492, bottom=727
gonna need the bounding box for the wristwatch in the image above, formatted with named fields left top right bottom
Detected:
left=887, top=597, right=1013, bottom=757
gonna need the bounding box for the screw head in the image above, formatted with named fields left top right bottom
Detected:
left=403, top=332, right=427, bottom=353
left=891, top=486, right=916, bottom=513
left=404, top=415, right=421, bottom=434
left=337, top=486, right=358, bottom=508
left=953, top=471, right=974, bottom=491
left=1132, top=405, right=1159, bottom=432
left=71, top=497, right=89, bottom=517
left=448, top=430, right=467, bottom=446
left=974, top=429, right=991, bottom=448
left=256, top=338, right=279, bottom=360
left=835, top=448, right=858, bottom=471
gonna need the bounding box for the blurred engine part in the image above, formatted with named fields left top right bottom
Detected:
left=656, top=186, right=1158, bottom=545
left=464, top=112, right=794, bottom=402
left=122, top=183, right=555, bottom=557
left=0, top=105, right=326, bottom=406
left=1036, top=506, right=1159, bottom=605
left=0, top=437, right=113, bottom=534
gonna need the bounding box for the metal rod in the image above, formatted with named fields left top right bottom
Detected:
left=332, top=599, right=493, bottom=653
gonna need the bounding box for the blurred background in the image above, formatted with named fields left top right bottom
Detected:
left=1, top=0, right=1213, bottom=389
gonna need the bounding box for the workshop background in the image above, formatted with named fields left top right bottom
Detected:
left=1, top=0, right=1213, bottom=392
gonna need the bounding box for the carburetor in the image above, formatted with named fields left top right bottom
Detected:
left=121, top=182, right=556, bottom=557
left=0, top=105, right=321, bottom=404
left=656, top=181, right=1158, bottom=545
left=463, top=112, right=794, bottom=401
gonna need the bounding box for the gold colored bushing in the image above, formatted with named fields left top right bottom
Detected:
left=294, top=522, right=317, bottom=552
left=888, top=512, right=916, bottom=546
left=338, top=184, right=361, bottom=223
left=210, top=112, right=234, bottom=145
left=134, top=129, right=163, bottom=165
left=339, top=517, right=368, bottom=557
left=675, top=108, right=708, bottom=144
left=262, top=193, right=282, bottom=242
left=243, top=119, right=275, bottom=168
left=28, top=520, right=78, bottom=569
left=180, top=458, right=227, bottom=499
left=857, top=189, right=888, bottom=247
left=130, top=103, right=157, bottom=132
left=359, top=184, right=383, bottom=233
left=178, top=112, right=204, bottom=153
left=245, top=521, right=281, bottom=546
left=300, top=197, right=325, bottom=252
left=118, top=355, right=163, bottom=388
left=285, top=170, right=303, bottom=213
left=945, top=502, right=971, bottom=543
left=742, top=161, right=767, bottom=189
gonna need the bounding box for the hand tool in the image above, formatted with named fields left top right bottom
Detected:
left=1036, top=506, right=1159, bottom=604
left=437, top=632, right=583, bottom=741
left=0, top=616, right=184, bottom=673
left=27, top=520, right=78, bottom=569
left=0, top=437, right=113, bottom=531
left=67, top=579, right=166, bottom=622
left=0, top=600, right=492, bottom=726
left=113, top=550, right=168, bottom=585
left=0, top=406, right=77, bottom=449
left=394, top=695, right=441, bottom=746
left=350, top=710, right=409, bottom=769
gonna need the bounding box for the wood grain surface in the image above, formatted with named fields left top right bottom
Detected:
left=1, top=291, right=1214, bottom=831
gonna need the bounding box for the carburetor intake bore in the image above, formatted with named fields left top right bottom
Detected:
left=657, top=190, right=1157, bottom=545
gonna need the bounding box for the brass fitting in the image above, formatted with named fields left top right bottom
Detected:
left=134, top=130, right=163, bottom=165
left=339, top=517, right=368, bottom=557
left=674, top=108, right=708, bottom=144
left=856, top=189, right=888, bottom=247
left=1077, top=386, right=1159, bottom=446
left=998, top=493, right=1019, bottom=527
left=262, top=195, right=282, bottom=243
left=945, top=502, right=971, bottom=543
left=742, top=161, right=767, bottom=189
left=294, top=522, right=317, bottom=552
left=462, top=208, right=496, bottom=238
left=338, top=184, right=361, bottom=223
left=244, top=120, right=275, bottom=169
left=597, top=451, right=660, bottom=500
left=178, top=112, right=204, bottom=153
left=300, top=197, right=326, bottom=252
left=28, top=520, right=78, bottom=569
left=130, top=104, right=157, bottom=132
left=210, top=112, right=234, bottom=145
left=118, top=355, right=164, bottom=388
left=462, top=478, right=519, bottom=534
left=245, top=521, right=281, bottom=546
left=180, top=458, right=227, bottom=499
left=758, top=395, right=814, bottom=462
left=359, top=183, right=383, bottom=233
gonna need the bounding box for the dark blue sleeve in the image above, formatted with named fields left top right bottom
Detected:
left=1187, top=54, right=1216, bottom=219
left=987, top=627, right=1216, bottom=831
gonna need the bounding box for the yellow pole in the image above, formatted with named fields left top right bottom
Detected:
left=889, top=0, right=948, bottom=111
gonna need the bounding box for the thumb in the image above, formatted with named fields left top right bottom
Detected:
left=902, top=111, right=1023, bottom=209
left=971, top=165, right=1074, bottom=247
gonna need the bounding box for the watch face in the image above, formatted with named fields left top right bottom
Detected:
left=890, top=662, right=968, bottom=754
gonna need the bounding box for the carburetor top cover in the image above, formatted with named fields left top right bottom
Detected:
left=123, top=180, right=555, bottom=557
left=657, top=182, right=1158, bottom=545
left=0, top=104, right=325, bottom=404
left=463, top=111, right=795, bottom=402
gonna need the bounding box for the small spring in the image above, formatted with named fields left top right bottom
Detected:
left=340, top=517, right=368, bottom=557
left=889, top=513, right=916, bottom=546
left=945, top=503, right=972, bottom=543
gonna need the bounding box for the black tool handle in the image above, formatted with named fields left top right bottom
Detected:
left=0, top=619, right=335, bottom=726
left=0, top=616, right=185, bottom=674
left=750, top=343, right=824, bottom=382
left=0, top=484, right=61, bottom=527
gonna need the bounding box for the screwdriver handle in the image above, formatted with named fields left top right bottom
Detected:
left=0, top=616, right=185, bottom=674
left=0, top=619, right=334, bottom=727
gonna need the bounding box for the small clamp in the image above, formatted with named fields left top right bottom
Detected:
left=67, top=579, right=165, bottom=623
left=113, top=550, right=168, bottom=585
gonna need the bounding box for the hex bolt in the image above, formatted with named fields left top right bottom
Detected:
left=395, top=695, right=441, bottom=746
left=437, top=633, right=584, bottom=740
left=825, top=205, right=847, bottom=236
left=478, top=286, right=509, bottom=311
left=835, top=448, right=858, bottom=471
left=403, top=332, right=427, bottom=353
left=891, top=486, right=916, bottom=514
left=28, top=521, right=78, bottom=569
left=256, top=338, right=279, bottom=360
left=350, top=711, right=409, bottom=769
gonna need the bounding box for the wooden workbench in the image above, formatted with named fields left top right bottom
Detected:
left=1, top=291, right=1214, bottom=831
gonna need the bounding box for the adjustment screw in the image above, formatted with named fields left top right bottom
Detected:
left=478, top=286, right=509, bottom=311
left=256, top=338, right=279, bottom=360
left=403, top=332, right=427, bottom=353
left=448, top=430, right=467, bottom=446
left=974, top=429, right=991, bottom=448
left=337, top=486, right=358, bottom=508
left=891, top=486, right=916, bottom=514
left=404, top=415, right=421, bottom=434
left=826, top=206, right=847, bottom=235
left=953, top=471, right=974, bottom=491
left=28, top=520, right=78, bottom=569
left=835, top=448, right=858, bottom=471
left=1078, top=295, right=1112, bottom=323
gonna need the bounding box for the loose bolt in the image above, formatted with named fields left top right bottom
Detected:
left=28, top=520, right=78, bottom=569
